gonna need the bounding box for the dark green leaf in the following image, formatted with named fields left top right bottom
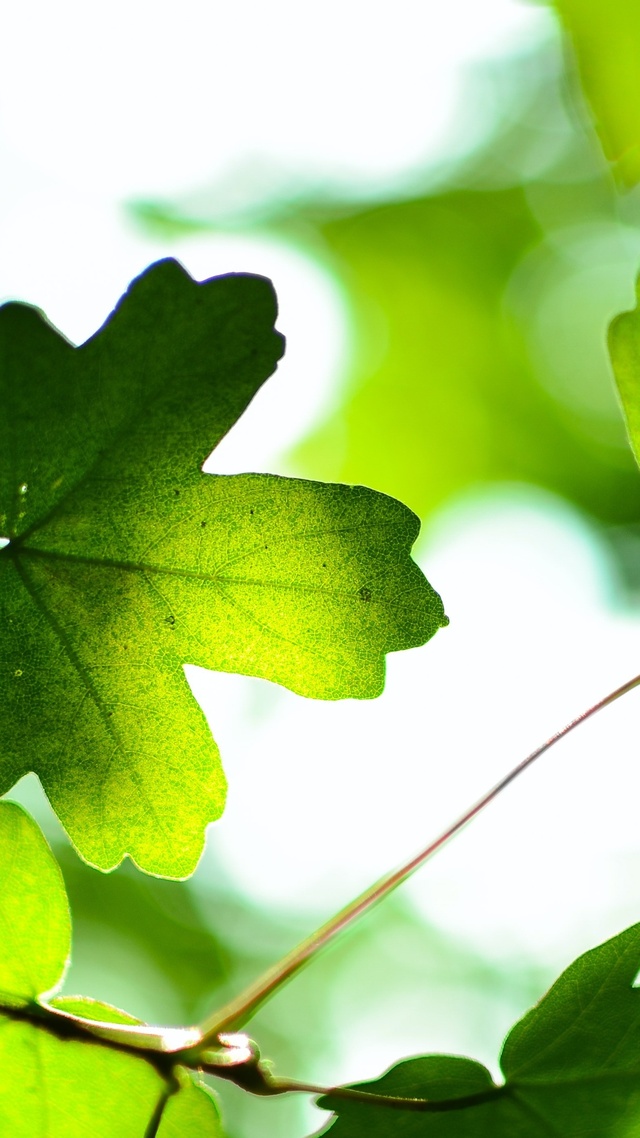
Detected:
left=315, top=923, right=640, bottom=1135
left=0, top=259, right=446, bottom=876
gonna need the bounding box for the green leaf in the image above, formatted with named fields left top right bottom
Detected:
left=0, top=799, right=164, bottom=1135
left=315, top=922, right=640, bottom=1135
left=0, top=801, right=70, bottom=1008
left=156, top=1078, right=224, bottom=1137
left=609, top=282, right=640, bottom=467
left=48, top=996, right=142, bottom=1025
left=0, top=258, right=446, bottom=877
left=0, top=1018, right=167, bottom=1138
left=0, top=799, right=223, bottom=1136
left=551, top=0, right=640, bottom=186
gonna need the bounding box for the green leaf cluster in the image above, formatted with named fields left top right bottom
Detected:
left=0, top=799, right=223, bottom=1136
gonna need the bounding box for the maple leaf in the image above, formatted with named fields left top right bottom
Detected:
left=0, top=259, right=447, bottom=876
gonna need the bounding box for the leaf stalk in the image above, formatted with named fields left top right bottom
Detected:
left=10, top=672, right=640, bottom=1098
left=199, top=671, right=640, bottom=1038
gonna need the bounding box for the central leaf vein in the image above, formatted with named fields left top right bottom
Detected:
left=15, top=545, right=374, bottom=599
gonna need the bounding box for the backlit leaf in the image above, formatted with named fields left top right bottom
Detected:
left=0, top=801, right=69, bottom=1007
left=0, top=259, right=446, bottom=876
left=0, top=800, right=163, bottom=1135
left=0, top=1018, right=166, bottom=1138
left=156, top=1078, right=225, bottom=1137
left=0, top=799, right=223, bottom=1136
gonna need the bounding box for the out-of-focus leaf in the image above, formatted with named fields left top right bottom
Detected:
left=0, top=258, right=446, bottom=877
left=157, top=1078, right=225, bottom=1137
left=609, top=279, right=640, bottom=465
left=315, top=923, right=640, bottom=1135
left=294, top=185, right=640, bottom=525
left=552, top=0, right=640, bottom=186
left=56, top=844, right=228, bottom=1018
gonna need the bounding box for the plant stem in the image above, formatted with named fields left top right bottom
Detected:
left=266, top=1075, right=502, bottom=1112
left=200, top=671, right=640, bottom=1039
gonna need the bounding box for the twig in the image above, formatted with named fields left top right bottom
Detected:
left=200, top=672, right=640, bottom=1039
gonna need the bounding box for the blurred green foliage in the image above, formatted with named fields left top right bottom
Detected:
left=295, top=182, right=640, bottom=523
left=56, top=843, right=229, bottom=1020
left=290, top=51, right=640, bottom=529
left=132, top=40, right=640, bottom=537
left=552, top=0, right=640, bottom=186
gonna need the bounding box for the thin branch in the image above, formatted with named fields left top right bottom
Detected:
left=200, top=671, right=640, bottom=1039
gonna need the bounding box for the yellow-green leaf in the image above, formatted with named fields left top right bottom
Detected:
left=0, top=800, right=167, bottom=1134
left=157, top=1078, right=225, bottom=1137
left=0, top=802, right=69, bottom=1007
left=0, top=259, right=446, bottom=877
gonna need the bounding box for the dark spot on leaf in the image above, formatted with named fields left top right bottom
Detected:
left=165, top=615, right=176, bottom=626
left=201, top=521, right=207, bottom=527
left=359, top=586, right=372, bottom=602
left=174, top=489, right=180, bottom=496
left=322, top=563, right=327, bottom=568
left=250, top=509, right=254, bottom=515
